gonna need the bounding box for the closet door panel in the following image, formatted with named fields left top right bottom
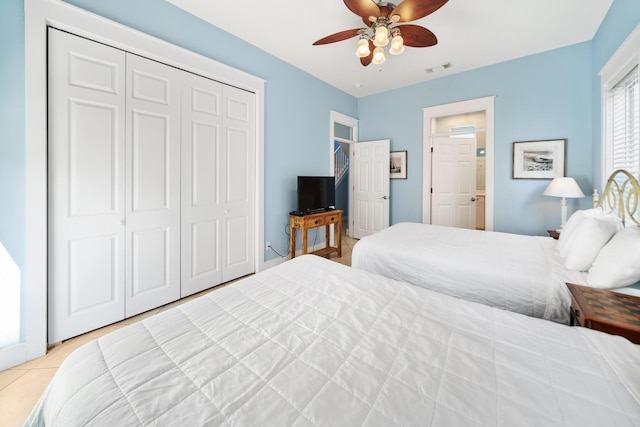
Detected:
left=181, top=73, right=223, bottom=297
left=68, top=101, right=120, bottom=215
left=131, top=228, right=170, bottom=293
left=125, top=54, right=181, bottom=316
left=226, top=216, right=249, bottom=267
left=222, top=86, right=255, bottom=282
left=48, top=29, right=126, bottom=343
left=131, top=111, right=171, bottom=210
left=191, top=220, right=219, bottom=276
left=68, top=237, right=119, bottom=312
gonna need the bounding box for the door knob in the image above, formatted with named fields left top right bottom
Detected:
left=471, top=197, right=476, bottom=202
left=380, top=195, right=389, bottom=200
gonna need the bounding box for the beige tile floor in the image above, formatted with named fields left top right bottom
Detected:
left=0, top=233, right=358, bottom=426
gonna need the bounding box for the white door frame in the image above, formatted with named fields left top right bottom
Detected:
left=330, top=111, right=358, bottom=238
left=422, top=97, right=495, bottom=231
left=18, top=0, right=265, bottom=369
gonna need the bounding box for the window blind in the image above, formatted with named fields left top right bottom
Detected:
left=607, top=66, right=640, bottom=178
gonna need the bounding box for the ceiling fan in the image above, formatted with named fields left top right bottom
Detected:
left=313, top=0, right=449, bottom=66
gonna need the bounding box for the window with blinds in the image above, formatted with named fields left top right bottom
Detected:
left=605, top=65, right=640, bottom=178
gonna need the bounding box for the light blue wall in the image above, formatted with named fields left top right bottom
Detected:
left=57, top=0, right=358, bottom=261
left=358, top=42, right=594, bottom=235
left=591, top=0, right=640, bottom=187
left=0, top=0, right=26, bottom=343
left=0, top=0, right=26, bottom=278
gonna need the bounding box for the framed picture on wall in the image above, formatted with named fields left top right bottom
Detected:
left=390, top=150, right=407, bottom=179
left=512, top=139, right=566, bottom=179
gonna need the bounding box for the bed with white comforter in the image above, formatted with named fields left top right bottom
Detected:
left=352, top=222, right=584, bottom=324
left=27, top=255, right=640, bottom=426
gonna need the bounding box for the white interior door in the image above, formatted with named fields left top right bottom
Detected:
left=124, top=54, right=182, bottom=316
left=351, top=139, right=390, bottom=239
left=181, top=73, right=223, bottom=297
left=221, top=86, right=256, bottom=282
left=48, top=29, right=127, bottom=342
left=431, top=136, right=477, bottom=229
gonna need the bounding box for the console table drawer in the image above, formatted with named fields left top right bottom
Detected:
left=325, top=214, right=340, bottom=224
left=305, top=216, right=325, bottom=227
left=290, top=216, right=321, bottom=228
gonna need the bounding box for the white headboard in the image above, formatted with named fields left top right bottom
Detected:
left=592, top=169, right=640, bottom=227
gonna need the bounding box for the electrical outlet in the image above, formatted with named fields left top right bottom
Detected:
left=266, top=241, right=271, bottom=251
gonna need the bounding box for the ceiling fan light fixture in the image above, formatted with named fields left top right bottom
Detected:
left=355, top=38, right=371, bottom=57
left=312, top=0, right=448, bottom=67
left=389, top=34, right=404, bottom=55
left=373, top=25, right=389, bottom=47
left=372, top=46, right=386, bottom=64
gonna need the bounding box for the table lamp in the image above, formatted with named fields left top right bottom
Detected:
left=543, top=177, right=585, bottom=229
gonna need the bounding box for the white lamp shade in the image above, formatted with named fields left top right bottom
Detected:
left=543, top=177, right=585, bottom=229
left=543, top=177, right=585, bottom=198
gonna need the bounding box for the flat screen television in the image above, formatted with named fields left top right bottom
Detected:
left=297, top=176, right=335, bottom=214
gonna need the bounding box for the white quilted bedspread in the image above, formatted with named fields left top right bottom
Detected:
left=27, top=255, right=640, bottom=426
left=352, top=222, right=585, bottom=324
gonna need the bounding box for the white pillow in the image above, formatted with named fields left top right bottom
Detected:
left=554, top=208, right=604, bottom=260
left=563, top=214, right=623, bottom=271
left=588, top=227, right=640, bottom=288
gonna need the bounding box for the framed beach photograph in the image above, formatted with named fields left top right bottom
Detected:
left=390, top=150, right=407, bottom=179
left=512, top=139, right=566, bottom=179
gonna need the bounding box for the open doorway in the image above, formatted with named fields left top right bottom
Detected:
left=422, top=97, right=495, bottom=231
left=330, top=111, right=358, bottom=236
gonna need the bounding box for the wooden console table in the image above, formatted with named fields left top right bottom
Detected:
left=290, top=210, right=342, bottom=259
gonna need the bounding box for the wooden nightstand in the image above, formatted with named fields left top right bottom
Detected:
left=547, top=229, right=560, bottom=240
left=566, top=283, right=640, bottom=344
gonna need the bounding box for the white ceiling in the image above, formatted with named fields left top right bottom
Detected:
left=167, top=0, right=613, bottom=98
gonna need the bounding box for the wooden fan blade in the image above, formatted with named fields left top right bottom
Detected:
left=313, top=28, right=363, bottom=45
left=344, top=0, right=380, bottom=21
left=360, top=39, right=374, bottom=66
left=390, top=0, right=449, bottom=22
left=396, top=24, right=437, bottom=47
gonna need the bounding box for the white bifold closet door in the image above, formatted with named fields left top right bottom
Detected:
left=48, top=29, right=181, bottom=342
left=124, top=54, right=181, bottom=316
left=220, top=86, right=255, bottom=283
left=48, top=28, right=256, bottom=342
left=180, top=73, right=255, bottom=296
left=48, top=29, right=127, bottom=342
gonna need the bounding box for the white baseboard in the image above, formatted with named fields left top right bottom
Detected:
left=0, top=343, right=27, bottom=371
left=262, top=241, right=331, bottom=270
